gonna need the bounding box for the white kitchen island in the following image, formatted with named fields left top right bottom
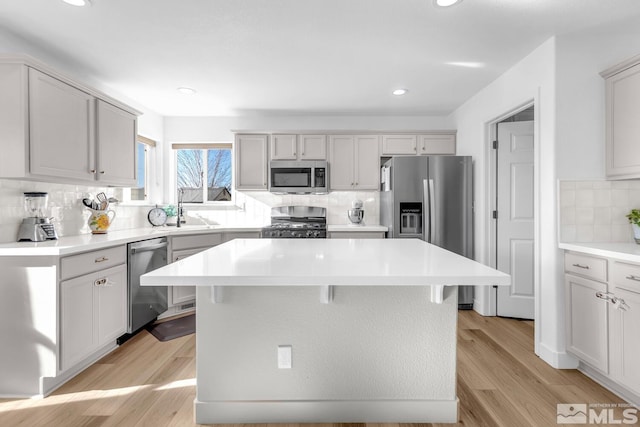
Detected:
left=141, top=238, right=510, bottom=424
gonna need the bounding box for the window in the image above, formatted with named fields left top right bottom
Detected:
left=173, top=143, right=232, bottom=203
left=131, top=136, right=155, bottom=201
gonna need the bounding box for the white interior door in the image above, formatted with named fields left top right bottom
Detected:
left=496, top=120, right=535, bottom=319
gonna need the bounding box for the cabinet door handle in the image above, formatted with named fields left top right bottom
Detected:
left=90, top=169, right=96, bottom=174
left=95, top=256, right=109, bottom=263
left=614, top=297, right=630, bottom=311
left=572, top=263, right=590, bottom=269
left=100, top=171, right=105, bottom=174
left=94, top=277, right=107, bottom=287
left=595, top=291, right=614, bottom=302
left=625, top=275, right=640, bottom=282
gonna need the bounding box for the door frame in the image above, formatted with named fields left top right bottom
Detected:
left=484, top=100, right=540, bottom=350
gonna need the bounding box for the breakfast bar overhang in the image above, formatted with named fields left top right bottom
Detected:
left=141, top=238, right=510, bottom=424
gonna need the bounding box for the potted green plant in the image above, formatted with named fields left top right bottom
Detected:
left=164, top=205, right=178, bottom=226
left=626, top=209, right=640, bottom=243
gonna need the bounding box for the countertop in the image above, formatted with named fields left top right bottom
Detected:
left=0, top=223, right=389, bottom=256
left=559, top=242, right=640, bottom=263
left=141, top=238, right=511, bottom=287
left=0, top=224, right=263, bottom=256
left=326, top=224, right=388, bottom=232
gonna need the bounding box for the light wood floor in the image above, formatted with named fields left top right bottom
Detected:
left=0, top=311, right=630, bottom=427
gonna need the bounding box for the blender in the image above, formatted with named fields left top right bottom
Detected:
left=17, top=192, right=58, bottom=242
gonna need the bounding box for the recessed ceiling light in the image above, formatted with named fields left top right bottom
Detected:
left=62, top=0, right=90, bottom=6
left=434, top=0, right=462, bottom=7
left=392, top=89, right=408, bottom=96
left=446, top=61, right=485, bottom=68
left=177, top=87, right=196, bottom=95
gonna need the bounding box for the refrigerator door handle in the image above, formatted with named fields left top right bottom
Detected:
left=428, top=179, right=435, bottom=243
left=423, top=179, right=435, bottom=243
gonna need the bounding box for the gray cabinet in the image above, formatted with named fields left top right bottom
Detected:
left=29, top=68, right=95, bottom=181
left=167, top=233, right=224, bottom=313
left=328, top=231, right=385, bottom=239
left=609, top=261, right=640, bottom=395
left=270, top=134, right=327, bottom=161
left=60, top=247, right=127, bottom=371
left=235, top=134, right=268, bottom=190
left=601, top=55, right=640, bottom=179
left=96, top=100, right=137, bottom=186
left=0, top=59, right=139, bottom=186
left=329, top=135, right=379, bottom=190
left=380, top=133, right=456, bottom=156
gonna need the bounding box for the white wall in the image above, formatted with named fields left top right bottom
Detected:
left=556, top=16, right=640, bottom=181
left=452, top=16, right=640, bottom=369
left=451, top=38, right=563, bottom=366
left=164, top=115, right=454, bottom=142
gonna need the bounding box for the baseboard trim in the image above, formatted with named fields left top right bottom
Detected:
left=538, top=342, right=579, bottom=369
left=579, top=363, right=640, bottom=407
left=40, top=341, right=118, bottom=398
left=194, top=398, right=459, bottom=424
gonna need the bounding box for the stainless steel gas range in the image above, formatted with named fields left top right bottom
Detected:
left=261, top=206, right=327, bottom=238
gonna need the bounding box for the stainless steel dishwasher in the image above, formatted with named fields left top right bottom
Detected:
left=127, top=237, right=168, bottom=333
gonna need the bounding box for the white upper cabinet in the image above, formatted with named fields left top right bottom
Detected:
left=329, top=135, right=379, bottom=190
left=298, top=134, right=327, bottom=160
left=380, top=133, right=456, bottom=156
left=29, top=69, right=96, bottom=181
left=96, top=100, right=137, bottom=186
left=381, top=135, right=417, bottom=155
left=269, top=134, right=327, bottom=160
left=235, top=134, right=268, bottom=190
left=270, top=134, right=297, bottom=160
left=418, top=134, right=456, bottom=155
left=0, top=58, right=140, bottom=186
left=601, top=55, right=640, bottom=179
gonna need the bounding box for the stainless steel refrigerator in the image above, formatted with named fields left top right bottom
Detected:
left=380, top=156, right=474, bottom=309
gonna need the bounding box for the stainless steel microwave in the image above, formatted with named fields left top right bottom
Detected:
left=269, top=160, right=328, bottom=194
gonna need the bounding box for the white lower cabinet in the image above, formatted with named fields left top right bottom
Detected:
left=166, top=232, right=260, bottom=315
left=608, top=260, right=640, bottom=396
left=609, top=286, right=640, bottom=395
left=564, top=250, right=640, bottom=402
left=171, top=248, right=202, bottom=305
left=60, top=263, right=126, bottom=371
left=564, top=274, right=609, bottom=372
left=328, top=231, right=385, bottom=239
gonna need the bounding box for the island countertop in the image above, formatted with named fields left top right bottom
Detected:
left=141, top=238, right=510, bottom=287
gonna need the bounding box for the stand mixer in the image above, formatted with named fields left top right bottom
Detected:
left=347, top=199, right=365, bottom=225
left=17, top=192, right=58, bottom=242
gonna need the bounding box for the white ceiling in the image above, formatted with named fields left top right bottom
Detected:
left=0, top=0, right=639, bottom=117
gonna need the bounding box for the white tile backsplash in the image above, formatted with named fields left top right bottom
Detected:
left=559, top=180, right=640, bottom=243
left=0, top=178, right=380, bottom=243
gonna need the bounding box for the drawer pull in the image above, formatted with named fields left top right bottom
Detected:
left=625, top=275, right=640, bottom=282
left=572, top=263, right=590, bottom=269
left=95, top=256, right=109, bottom=263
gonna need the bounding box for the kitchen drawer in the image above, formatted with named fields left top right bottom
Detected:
left=564, top=252, right=607, bottom=282
left=61, top=245, right=126, bottom=280
left=611, top=261, right=640, bottom=293
left=172, top=233, right=222, bottom=251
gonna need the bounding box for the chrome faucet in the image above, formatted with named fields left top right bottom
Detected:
left=177, top=188, right=185, bottom=228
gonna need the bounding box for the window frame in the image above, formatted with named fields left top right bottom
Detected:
left=118, top=135, right=155, bottom=205
left=172, top=142, right=234, bottom=205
